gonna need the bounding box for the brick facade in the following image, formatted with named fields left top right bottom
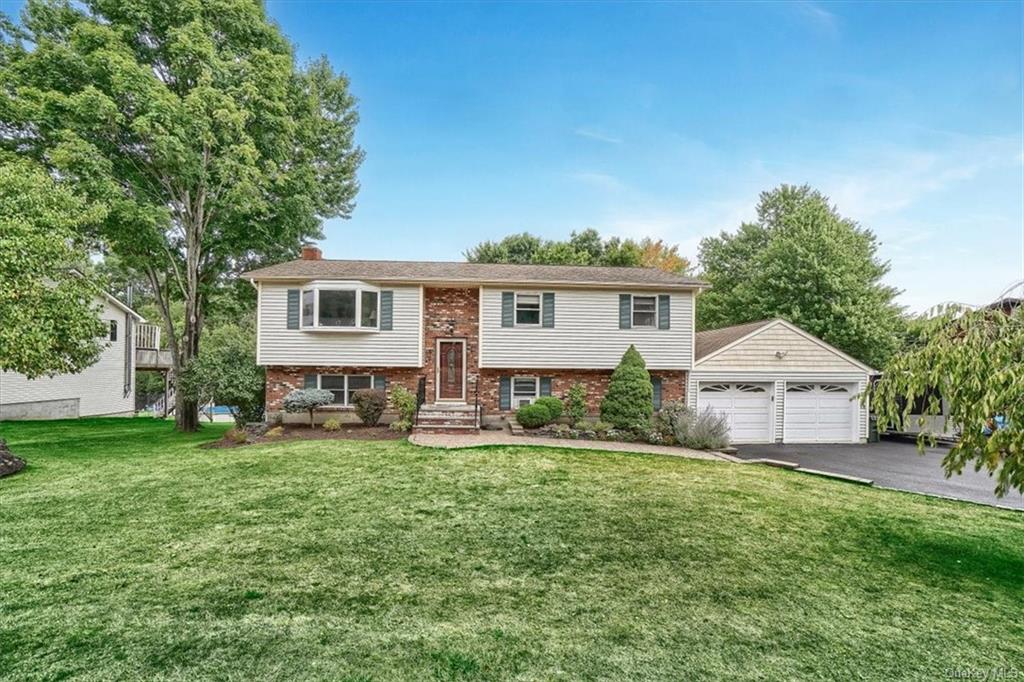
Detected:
left=266, top=365, right=422, bottom=412
left=422, top=287, right=480, bottom=403
left=478, top=368, right=687, bottom=415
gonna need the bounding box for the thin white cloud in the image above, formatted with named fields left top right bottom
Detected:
left=793, top=1, right=839, bottom=37
left=574, top=127, right=623, bottom=145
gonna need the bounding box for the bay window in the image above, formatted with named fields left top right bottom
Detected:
left=300, top=282, right=379, bottom=331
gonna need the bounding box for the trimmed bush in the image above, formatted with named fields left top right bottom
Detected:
left=534, top=396, right=564, bottom=420
left=566, top=382, right=587, bottom=424
left=322, top=418, right=342, bottom=431
left=265, top=426, right=285, bottom=438
left=600, top=345, right=654, bottom=431
left=283, top=389, right=335, bottom=428
left=517, top=403, right=553, bottom=428
left=389, top=385, right=417, bottom=432
left=352, top=388, right=386, bottom=426
left=593, top=421, right=613, bottom=436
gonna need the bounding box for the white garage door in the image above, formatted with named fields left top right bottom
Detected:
left=697, top=383, right=773, bottom=443
left=784, top=383, right=857, bottom=443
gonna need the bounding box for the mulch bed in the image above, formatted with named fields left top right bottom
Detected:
left=0, top=438, right=27, bottom=478
left=205, top=424, right=405, bottom=449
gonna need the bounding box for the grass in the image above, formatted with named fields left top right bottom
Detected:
left=1, top=418, right=1022, bottom=681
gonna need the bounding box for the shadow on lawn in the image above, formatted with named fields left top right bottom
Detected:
left=846, top=517, right=1024, bottom=592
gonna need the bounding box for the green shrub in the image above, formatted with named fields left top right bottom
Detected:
left=600, top=345, right=654, bottom=431
left=516, top=403, right=553, bottom=428
left=551, top=423, right=572, bottom=437
left=576, top=419, right=596, bottom=432
left=534, top=396, right=563, bottom=420
left=593, top=421, right=613, bottom=435
left=322, top=418, right=342, bottom=431
left=352, top=388, right=386, bottom=426
left=566, top=383, right=587, bottom=424
left=283, top=389, right=335, bottom=428
left=389, top=385, right=417, bottom=432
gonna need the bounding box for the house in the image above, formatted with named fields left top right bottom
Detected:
left=1, top=291, right=146, bottom=420
left=689, top=319, right=876, bottom=443
left=244, top=247, right=876, bottom=443
left=244, top=246, right=704, bottom=431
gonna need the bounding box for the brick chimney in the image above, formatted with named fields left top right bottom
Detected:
left=301, top=244, right=322, bottom=261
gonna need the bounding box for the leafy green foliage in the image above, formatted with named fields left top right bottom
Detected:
left=867, top=307, right=1024, bottom=496
left=0, top=160, right=107, bottom=378
left=177, top=320, right=265, bottom=427
left=566, top=382, right=588, bottom=424
left=282, top=389, right=334, bottom=428
left=697, top=184, right=904, bottom=369
left=0, top=0, right=363, bottom=430
left=516, top=403, right=555, bottom=428
left=388, top=385, right=417, bottom=432
left=466, top=228, right=644, bottom=267
left=600, top=345, right=654, bottom=431
left=351, top=389, right=386, bottom=426
left=534, top=396, right=564, bottom=420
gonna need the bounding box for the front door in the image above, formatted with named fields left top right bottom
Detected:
left=437, top=339, right=465, bottom=401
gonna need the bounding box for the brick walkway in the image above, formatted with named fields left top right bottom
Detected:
left=409, top=430, right=725, bottom=462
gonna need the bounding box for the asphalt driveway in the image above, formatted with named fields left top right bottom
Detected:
left=734, top=439, right=1023, bottom=510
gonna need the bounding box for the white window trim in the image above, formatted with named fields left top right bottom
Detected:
left=512, top=376, right=540, bottom=407
left=631, top=294, right=658, bottom=329
left=300, top=280, right=380, bottom=332
left=514, top=292, right=542, bottom=327
left=317, top=373, right=375, bottom=407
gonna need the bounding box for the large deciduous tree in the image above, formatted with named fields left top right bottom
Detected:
left=0, top=159, right=107, bottom=378
left=0, top=0, right=363, bottom=430
left=866, top=306, right=1023, bottom=497
left=697, top=185, right=903, bottom=369
left=465, top=228, right=690, bottom=273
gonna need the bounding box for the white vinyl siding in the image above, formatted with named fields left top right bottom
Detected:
left=257, top=284, right=421, bottom=367
left=0, top=297, right=136, bottom=419
left=480, top=287, right=695, bottom=370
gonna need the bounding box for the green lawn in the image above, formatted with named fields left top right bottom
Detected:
left=1, top=419, right=1022, bottom=680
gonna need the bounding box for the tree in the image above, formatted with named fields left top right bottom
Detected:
left=0, top=0, right=363, bottom=430
left=0, top=159, right=107, bottom=378
left=283, top=389, right=335, bottom=428
left=177, top=319, right=265, bottom=427
left=465, top=229, right=644, bottom=268
left=866, top=307, right=1023, bottom=497
left=600, top=345, right=654, bottom=431
left=697, top=185, right=904, bottom=369
left=638, top=238, right=690, bottom=274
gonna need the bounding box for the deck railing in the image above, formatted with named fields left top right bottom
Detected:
left=136, top=323, right=161, bottom=350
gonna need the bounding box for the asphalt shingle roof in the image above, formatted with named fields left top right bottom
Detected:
left=694, top=319, right=775, bottom=360
left=242, top=259, right=707, bottom=289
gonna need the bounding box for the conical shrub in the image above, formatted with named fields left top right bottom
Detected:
left=600, top=345, right=653, bottom=431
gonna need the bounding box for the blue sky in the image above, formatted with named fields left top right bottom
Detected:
left=4, top=0, right=1022, bottom=311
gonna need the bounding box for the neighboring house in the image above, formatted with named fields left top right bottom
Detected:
left=689, top=319, right=876, bottom=444
left=244, top=246, right=704, bottom=431
left=1, top=292, right=145, bottom=420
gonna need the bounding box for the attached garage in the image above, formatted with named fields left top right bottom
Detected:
left=689, top=319, right=875, bottom=444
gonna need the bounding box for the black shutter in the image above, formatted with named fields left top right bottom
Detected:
left=287, top=289, right=300, bottom=329
left=542, top=292, right=555, bottom=328
left=539, top=377, right=552, bottom=396
left=619, top=294, right=632, bottom=329
left=373, top=376, right=387, bottom=391
left=658, top=294, right=670, bottom=330
left=304, top=374, right=318, bottom=389
left=499, top=376, right=511, bottom=410
left=652, top=377, right=663, bottom=410
left=501, top=292, right=515, bottom=327
left=380, top=291, right=394, bottom=330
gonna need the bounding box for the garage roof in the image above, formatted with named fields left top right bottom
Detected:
left=695, top=320, right=775, bottom=360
